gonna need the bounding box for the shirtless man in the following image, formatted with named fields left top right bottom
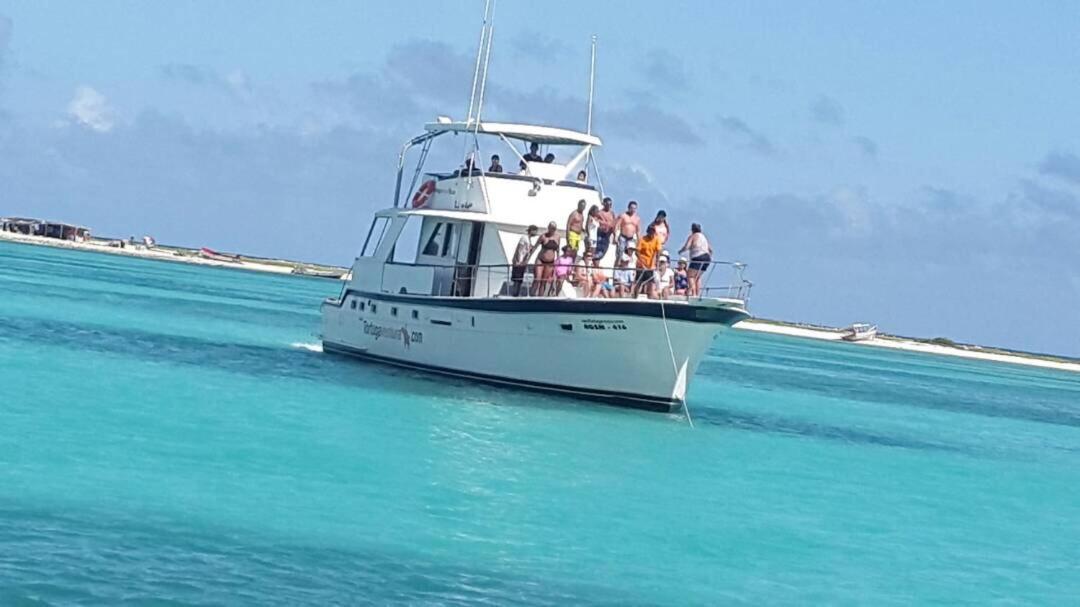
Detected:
left=614, top=200, right=641, bottom=259
left=565, top=199, right=587, bottom=258
left=593, top=197, right=616, bottom=261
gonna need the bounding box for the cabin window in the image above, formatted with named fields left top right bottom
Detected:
left=422, top=223, right=446, bottom=256
left=350, top=300, right=357, bottom=309
left=359, top=302, right=365, bottom=312
left=411, top=310, right=419, bottom=320
left=361, top=217, right=391, bottom=257
left=421, top=222, right=459, bottom=258
left=441, top=223, right=456, bottom=256
left=391, top=216, right=423, bottom=263
left=391, top=307, right=398, bottom=317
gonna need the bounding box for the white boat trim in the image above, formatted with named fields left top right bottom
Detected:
left=423, top=121, right=603, bottom=147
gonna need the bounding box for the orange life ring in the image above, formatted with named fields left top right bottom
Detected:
left=412, top=180, right=436, bottom=208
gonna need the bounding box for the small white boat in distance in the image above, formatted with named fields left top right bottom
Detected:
left=842, top=323, right=878, bottom=342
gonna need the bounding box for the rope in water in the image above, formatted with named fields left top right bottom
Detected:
left=659, top=298, right=693, bottom=428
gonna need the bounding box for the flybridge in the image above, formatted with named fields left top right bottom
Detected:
left=423, top=121, right=603, bottom=148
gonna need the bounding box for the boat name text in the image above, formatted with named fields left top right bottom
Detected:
left=363, top=322, right=423, bottom=347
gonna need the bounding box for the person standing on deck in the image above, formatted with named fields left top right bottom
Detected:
left=511, top=225, right=539, bottom=296
left=585, top=205, right=600, bottom=255
left=614, top=200, right=641, bottom=259
left=594, top=197, right=616, bottom=262
left=565, top=199, right=587, bottom=258
left=632, top=224, right=662, bottom=298
left=651, top=210, right=670, bottom=245
left=532, top=222, right=561, bottom=297
left=678, top=223, right=714, bottom=297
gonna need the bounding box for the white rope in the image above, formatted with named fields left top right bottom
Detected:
left=659, top=299, right=693, bottom=428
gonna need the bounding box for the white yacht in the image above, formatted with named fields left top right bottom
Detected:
left=320, top=119, right=752, bottom=411
left=320, top=11, right=751, bottom=412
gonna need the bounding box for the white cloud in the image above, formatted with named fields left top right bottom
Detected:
left=67, top=86, right=114, bottom=132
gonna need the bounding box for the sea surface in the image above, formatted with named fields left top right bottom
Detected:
left=1, top=240, right=1078, bottom=606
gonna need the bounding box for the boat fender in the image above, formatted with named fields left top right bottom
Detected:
left=412, top=180, right=437, bottom=208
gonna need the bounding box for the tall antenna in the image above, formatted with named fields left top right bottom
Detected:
left=465, top=0, right=493, bottom=125
left=474, top=0, right=497, bottom=131
left=586, top=34, right=597, bottom=134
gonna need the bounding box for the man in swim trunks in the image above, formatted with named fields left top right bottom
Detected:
left=614, top=200, right=641, bottom=259
left=565, top=199, right=586, bottom=258
left=593, top=197, right=616, bottom=261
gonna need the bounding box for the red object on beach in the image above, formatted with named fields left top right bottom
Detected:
left=412, top=180, right=436, bottom=208
left=199, top=247, right=240, bottom=262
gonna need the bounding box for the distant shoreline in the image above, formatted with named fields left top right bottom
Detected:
left=0, top=230, right=349, bottom=280
left=736, top=319, right=1080, bottom=374
left=4, top=230, right=1076, bottom=373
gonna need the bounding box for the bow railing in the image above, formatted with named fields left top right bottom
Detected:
left=377, top=259, right=752, bottom=303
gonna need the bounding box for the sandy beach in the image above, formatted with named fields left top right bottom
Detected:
left=737, top=320, right=1080, bottom=374
left=4, top=229, right=1076, bottom=373
left=0, top=230, right=348, bottom=279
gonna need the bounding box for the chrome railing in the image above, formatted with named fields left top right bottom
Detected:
left=378, top=259, right=752, bottom=303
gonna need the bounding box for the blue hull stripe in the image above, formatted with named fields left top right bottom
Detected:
left=335, top=289, right=749, bottom=325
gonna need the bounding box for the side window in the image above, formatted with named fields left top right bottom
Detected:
left=441, top=223, right=456, bottom=257
left=392, top=216, right=422, bottom=263
left=422, top=223, right=445, bottom=256
left=361, top=217, right=390, bottom=257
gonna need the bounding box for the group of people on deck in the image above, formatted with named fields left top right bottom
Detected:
left=510, top=197, right=714, bottom=299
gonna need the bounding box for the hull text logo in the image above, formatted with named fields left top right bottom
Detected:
left=364, top=321, right=424, bottom=347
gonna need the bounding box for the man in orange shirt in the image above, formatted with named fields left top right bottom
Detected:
left=633, top=224, right=662, bottom=297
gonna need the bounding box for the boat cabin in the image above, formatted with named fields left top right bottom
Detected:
left=350, top=121, right=606, bottom=299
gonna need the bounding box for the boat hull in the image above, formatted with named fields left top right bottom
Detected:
left=321, top=291, right=748, bottom=412
left=842, top=330, right=877, bottom=342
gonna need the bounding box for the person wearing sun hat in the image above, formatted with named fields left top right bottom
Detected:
left=653, top=255, right=675, bottom=299
left=674, top=257, right=690, bottom=296
left=614, top=244, right=637, bottom=298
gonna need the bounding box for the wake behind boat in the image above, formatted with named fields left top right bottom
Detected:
left=320, top=9, right=752, bottom=412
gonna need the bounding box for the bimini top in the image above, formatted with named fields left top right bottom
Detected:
left=423, top=120, right=602, bottom=147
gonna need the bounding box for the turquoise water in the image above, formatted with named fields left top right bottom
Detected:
left=2, top=240, right=1079, bottom=605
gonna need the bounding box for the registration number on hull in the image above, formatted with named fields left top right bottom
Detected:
left=582, top=319, right=628, bottom=331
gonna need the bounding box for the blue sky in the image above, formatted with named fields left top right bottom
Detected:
left=1, top=1, right=1078, bottom=356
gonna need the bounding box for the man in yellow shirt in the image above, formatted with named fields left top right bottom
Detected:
left=633, top=224, right=662, bottom=297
